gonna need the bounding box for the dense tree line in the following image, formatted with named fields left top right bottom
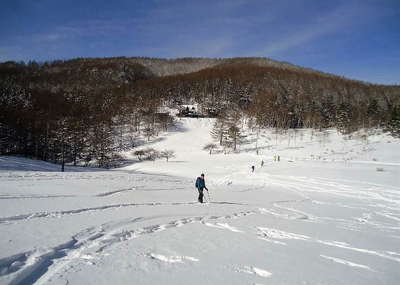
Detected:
left=132, top=63, right=399, bottom=134
left=1, top=57, right=399, bottom=168
left=0, top=59, right=173, bottom=168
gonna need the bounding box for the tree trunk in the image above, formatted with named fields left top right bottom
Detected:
left=61, top=142, right=65, bottom=172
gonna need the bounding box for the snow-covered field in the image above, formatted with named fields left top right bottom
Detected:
left=1, top=118, right=399, bottom=285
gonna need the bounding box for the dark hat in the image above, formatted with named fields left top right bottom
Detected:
left=201, top=173, right=205, bottom=177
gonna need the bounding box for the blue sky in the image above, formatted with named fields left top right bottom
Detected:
left=0, top=0, right=399, bottom=85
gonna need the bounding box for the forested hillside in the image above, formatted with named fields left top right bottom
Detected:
left=1, top=57, right=399, bottom=167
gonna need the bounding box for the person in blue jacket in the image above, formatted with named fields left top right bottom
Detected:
left=195, top=173, right=208, bottom=203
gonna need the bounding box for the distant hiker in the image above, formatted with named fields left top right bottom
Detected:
left=261, top=160, right=264, bottom=167
left=251, top=165, right=255, bottom=172
left=195, top=173, right=208, bottom=203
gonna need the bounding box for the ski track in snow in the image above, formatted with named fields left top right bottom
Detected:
left=259, top=207, right=311, bottom=221
left=147, top=253, right=199, bottom=263
left=256, top=174, right=400, bottom=234
left=268, top=174, right=400, bottom=207
left=0, top=194, right=76, bottom=200
left=270, top=202, right=317, bottom=222
left=0, top=210, right=255, bottom=284
left=320, top=254, right=373, bottom=271
left=257, top=227, right=311, bottom=241
left=256, top=226, right=400, bottom=263
left=258, top=203, right=400, bottom=234
left=236, top=265, right=272, bottom=278
left=202, top=222, right=243, bottom=233
left=0, top=201, right=246, bottom=225
left=316, top=240, right=400, bottom=263
left=259, top=170, right=400, bottom=207
left=95, top=187, right=136, bottom=197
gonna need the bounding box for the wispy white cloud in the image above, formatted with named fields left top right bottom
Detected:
left=258, top=0, right=375, bottom=56
left=260, top=24, right=338, bottom=56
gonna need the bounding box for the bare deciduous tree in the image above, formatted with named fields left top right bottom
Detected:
left=203, top=143, right=217, bottom=155
left=160, top=149, right=175, bottom=162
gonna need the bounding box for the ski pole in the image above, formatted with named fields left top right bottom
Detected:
left=206, top=189, right=211, bottom=203
left=203, top=192, right=208, bottom=203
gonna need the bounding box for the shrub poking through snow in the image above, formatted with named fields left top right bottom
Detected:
left=134, top=150, right=145, bottom=161
left=144, top=148, right=160, bottom=161
left=160, top=150, right=175, bottom=162
left=203, top=143, right=218, bottom=155
left=134, top=148, right=160, bottom=161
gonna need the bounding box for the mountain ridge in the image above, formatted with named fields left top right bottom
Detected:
left=3, top=56, right=394, bottom=86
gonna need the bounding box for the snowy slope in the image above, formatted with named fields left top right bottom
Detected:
left=1, top=118, right=399, bottom=285
left=122, top=118, right=400, bottom=187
